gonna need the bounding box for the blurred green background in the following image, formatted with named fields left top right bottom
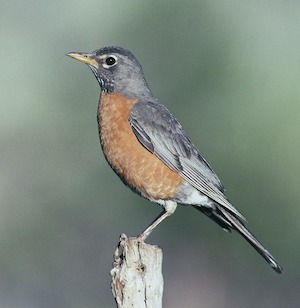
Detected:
left=1, top=0, right=299, bottom=307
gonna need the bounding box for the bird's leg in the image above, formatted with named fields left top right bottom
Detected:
left=138, top=201, right=177, bottom=241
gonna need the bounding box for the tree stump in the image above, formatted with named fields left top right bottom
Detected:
left=110, top=234, right=164, bottom=307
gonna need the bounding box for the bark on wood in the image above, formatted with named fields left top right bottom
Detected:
left=110, top=234, right=164, bottom=307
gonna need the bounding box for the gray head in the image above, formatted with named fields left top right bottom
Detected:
left=67, top=46, right=152, bottom=100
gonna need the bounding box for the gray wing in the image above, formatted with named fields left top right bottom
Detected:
left=129, top=101, right=245, bottom=221
left=129, top=101, right=286, bottom=273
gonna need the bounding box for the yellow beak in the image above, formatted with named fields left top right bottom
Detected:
left=66, top=52, right=99, bottom=69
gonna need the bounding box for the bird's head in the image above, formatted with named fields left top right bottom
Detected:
left=67, top=46, right=152, bottom=99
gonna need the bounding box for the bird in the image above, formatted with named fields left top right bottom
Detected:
left=67, top=46, right=283, bottom=273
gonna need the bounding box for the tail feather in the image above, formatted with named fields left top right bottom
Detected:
left=196, top=206, right=232, bottom=232
left=195, top=205, right=283, bottom=273
left=219, top=207, right=283, bottom=273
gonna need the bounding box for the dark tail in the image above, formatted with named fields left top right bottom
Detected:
left=195, top=206, right=283, bottom=273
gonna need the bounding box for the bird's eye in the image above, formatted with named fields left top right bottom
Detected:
left=106, top=57, right=116, bottom=66
left=102, top=55, right=118, bottom=69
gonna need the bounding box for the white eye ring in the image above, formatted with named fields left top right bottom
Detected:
left=102, top=55, right=118, bottom=69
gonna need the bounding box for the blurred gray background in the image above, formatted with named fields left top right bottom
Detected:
left=1, top=1, right=299, bottom=307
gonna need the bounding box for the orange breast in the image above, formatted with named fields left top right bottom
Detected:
left=98, top=93, right=184, bottom=200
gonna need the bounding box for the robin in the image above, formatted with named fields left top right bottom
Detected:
left=67, top=46, right=283, bottom=273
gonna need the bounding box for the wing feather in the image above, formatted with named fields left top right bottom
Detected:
left=129, top=101, right=245, bottom=221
